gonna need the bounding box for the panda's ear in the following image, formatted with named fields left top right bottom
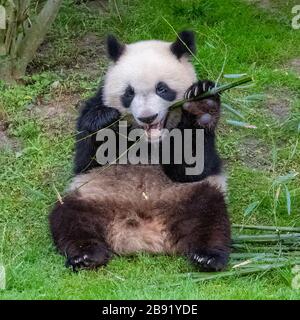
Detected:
left=106, top=35, right=125, bottom=62
left=170, top=30, right=196, bottom=59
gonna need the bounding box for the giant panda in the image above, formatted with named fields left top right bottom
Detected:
left=49, top=31, right=231, bottom=272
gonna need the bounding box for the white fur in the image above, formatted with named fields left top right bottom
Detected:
left=103, top=40, right=197, bottom=124
left=205, top=174, right=227, bottom=193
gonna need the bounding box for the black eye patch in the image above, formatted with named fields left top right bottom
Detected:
left=121, top=85, right=135, bottom=108
left=155, top=82, right=176, bottom=101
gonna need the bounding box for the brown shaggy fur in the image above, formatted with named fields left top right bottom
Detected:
left=50, top=165, right=230, bottom=271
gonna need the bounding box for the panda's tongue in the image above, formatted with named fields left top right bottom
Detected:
left=144, top=122, right=162, bottom=139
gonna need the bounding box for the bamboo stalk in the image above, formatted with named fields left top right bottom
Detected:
left=167, top=228, right=300, bottom=286
left=232, top=244, right=300, bottom=252
left=169, top=76, right=253, bottom=110
left=233, top=224, right=300, bottom=232
left=175, top=260, right=300, bottom=284
left=232, top=233, right=300, bottom=242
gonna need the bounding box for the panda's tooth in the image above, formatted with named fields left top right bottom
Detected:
left=202, top=82, right=206, bottom=92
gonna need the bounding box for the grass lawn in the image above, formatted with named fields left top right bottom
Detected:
left=0, top=0, right=300, bottom=299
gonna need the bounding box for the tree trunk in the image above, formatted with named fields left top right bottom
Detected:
left=0, top=0, right=63, bottom=83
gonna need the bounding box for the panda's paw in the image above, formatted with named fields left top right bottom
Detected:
left=65, top=240, right=112, bottom=272
left=188, top=249, right=229, bottom=272
left=184, top=80, right=216, bottom=100
left=183, top=81, right=220, bottom=129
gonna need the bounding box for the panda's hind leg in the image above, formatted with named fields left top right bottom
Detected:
left=169, top=182, right=231, bottom=271
left=49, top=195, right=113, bottom=271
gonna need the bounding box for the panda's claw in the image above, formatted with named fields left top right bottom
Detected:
left=65, top=241, right=112, bottom=272
left=193, top=85, right=199, bottom=97
left=184, top=80, right=217, bottom=101
left=188, top=249, right=229, bottom=272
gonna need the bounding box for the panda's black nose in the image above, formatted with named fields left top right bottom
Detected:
left=138, top=113, right=158, bottom=124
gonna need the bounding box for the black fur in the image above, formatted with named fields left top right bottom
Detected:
left=162, top=80, right=222, bottom=182
left=50, top=194, right=113, bottom=271
left=170, top=30, right=196, bottom=59
left=107, top=35, right=125, bottom=62
left=156, top=81, right=177, bottom=101
left=74, top=88, right=121, bottom=174
left=121, top=85, right=135, bottom=108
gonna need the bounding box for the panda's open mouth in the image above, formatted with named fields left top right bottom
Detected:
left=143, top=116, right=167, bottom=141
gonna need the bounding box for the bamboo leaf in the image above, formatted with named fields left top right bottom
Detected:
left=205, top=41, right=216, bottom=49
left=284, top=185, right=291, bottom=215
left=235, top=84, right=255, bottom=89
left=226, top=119, right=257, bottom=129
left=244, top=201, right=260, bottom=216
left=222, top=103, right=245, bottom=119
left=274, top=172, right=299, bottom=185
left=244, top=94, right=266, bottom=101
left=224, top=73, right=247, bottom=79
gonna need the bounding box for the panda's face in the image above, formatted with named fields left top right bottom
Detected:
left=103, top=32, right=197, bottom=139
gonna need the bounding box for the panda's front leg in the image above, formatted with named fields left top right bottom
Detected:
left=162, top=80, right=222, bottom=183
left=181, top=80, right=220, bottom=130
left=74, top=98, right=121, bottom=174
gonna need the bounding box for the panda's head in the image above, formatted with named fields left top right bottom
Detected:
left=103, top=31, right=197, bottom=139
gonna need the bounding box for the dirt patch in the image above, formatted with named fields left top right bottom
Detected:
left=266, top=92, right=291, bottom=121
left=239, top=137, right=272, bottom=170
left=288, top=58, right=300, bottom=75
left=0, top=120, right=21, bottom=151
left=29, top=92, right=81, bottom=135
left=29, top=31, right=107, bottom=79
left=245, top=0, right=272, bottom=10
left=82, top=0, right=108, bottom=12
left=29, top=0, right=109, bottom=77
left=73, top=32, right=107, bottom=77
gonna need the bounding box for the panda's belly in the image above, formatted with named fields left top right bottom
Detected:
left=68, top=164, right=226, bottom=254
left=68, top=164, right=183, bottom=202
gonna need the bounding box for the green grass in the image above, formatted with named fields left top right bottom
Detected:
left=0, top=0, right=300, bottom=299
